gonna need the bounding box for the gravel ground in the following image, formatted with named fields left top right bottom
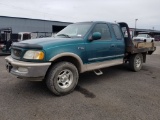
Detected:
left=0, top=42, right=160, bottom=120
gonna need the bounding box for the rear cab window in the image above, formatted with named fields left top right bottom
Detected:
left=112, top=24, right=123, bottom=40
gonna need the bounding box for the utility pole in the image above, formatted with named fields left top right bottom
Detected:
left=135, top=19, right=138, bottom=36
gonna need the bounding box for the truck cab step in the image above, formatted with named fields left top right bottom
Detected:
left=94, top=69, right=103, bottom=76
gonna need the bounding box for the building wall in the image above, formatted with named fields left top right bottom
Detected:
left=0, top=16, right=71, bottom=33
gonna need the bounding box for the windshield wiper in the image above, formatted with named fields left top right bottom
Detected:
left=57, top=34, right=71, bottom=38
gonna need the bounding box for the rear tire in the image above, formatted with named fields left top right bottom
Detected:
left=129, top=54, right=143, bottom=72
left=46, top=62, right=79, bottom=96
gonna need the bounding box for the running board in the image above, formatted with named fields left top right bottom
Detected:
left=94, top=69, right=103, bottom=76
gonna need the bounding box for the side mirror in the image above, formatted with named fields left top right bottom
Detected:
left=90, top=32, right=101, bottom=41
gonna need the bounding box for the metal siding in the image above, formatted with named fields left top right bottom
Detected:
left=0, top=16, right=71, bottom=33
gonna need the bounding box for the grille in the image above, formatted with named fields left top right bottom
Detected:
left=12, top=49, right=22, bottom=58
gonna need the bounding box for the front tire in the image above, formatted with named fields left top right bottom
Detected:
left=46, top=62, right=79, bottom=96
left=129, top=54, right=143, bottom=72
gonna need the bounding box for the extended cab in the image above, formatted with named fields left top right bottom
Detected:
left=5, top=21, right=156, bottom=95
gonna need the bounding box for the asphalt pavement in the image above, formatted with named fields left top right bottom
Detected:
left=0, top=42, right=160, bottom=120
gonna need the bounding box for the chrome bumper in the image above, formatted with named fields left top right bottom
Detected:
left=5, top=56, right=51, bottom=81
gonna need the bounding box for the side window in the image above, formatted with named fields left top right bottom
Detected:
left=92, top=24, right=111, bottom=40
left=23, top=34, right=31, bottom=40
left=112, top=24, right=122, bottom=40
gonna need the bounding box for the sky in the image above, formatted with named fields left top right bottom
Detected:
left=0, top=0, right=160, bottom=30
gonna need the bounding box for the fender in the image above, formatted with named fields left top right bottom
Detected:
left=49, top=52, right=86, bottom=73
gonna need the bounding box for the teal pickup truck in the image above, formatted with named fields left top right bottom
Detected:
left=5, top=21, right=156, bottom=95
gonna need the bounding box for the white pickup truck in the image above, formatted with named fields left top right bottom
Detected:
left=133, top=34, right=154, bottom=42
left=18, top=32, right=52, bottom=41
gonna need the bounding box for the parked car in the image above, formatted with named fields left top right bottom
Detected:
left=133, top=34, right=154, bottom=42
left=154, top=35, right=160, bottom=41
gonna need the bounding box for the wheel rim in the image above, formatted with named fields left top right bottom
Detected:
left=57, top=69, right=73, bottom=89
left=135, top=56, right=141, bottom=68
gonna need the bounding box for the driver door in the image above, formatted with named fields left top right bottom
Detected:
left=85, top=23, right=117, bottom=63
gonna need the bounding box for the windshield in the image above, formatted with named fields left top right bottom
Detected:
left=137, top=34, right=147, bottom=37
left=55, top=23, right=92, bottom=38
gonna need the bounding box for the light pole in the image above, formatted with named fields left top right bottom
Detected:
left=135, top=19, right=138, bottom=36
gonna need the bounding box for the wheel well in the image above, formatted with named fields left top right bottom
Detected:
left=126, top=52, right=146, bottom=63
left=50, top=56, right=81, bottom=73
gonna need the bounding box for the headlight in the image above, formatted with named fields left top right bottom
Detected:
left=23, top=50, right=44, bottom=60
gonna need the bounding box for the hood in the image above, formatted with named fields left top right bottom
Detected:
left=16, top=37, right=83, bottom=50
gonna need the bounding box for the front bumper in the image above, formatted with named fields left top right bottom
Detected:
left=5, top=56, right=51, bottom=81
